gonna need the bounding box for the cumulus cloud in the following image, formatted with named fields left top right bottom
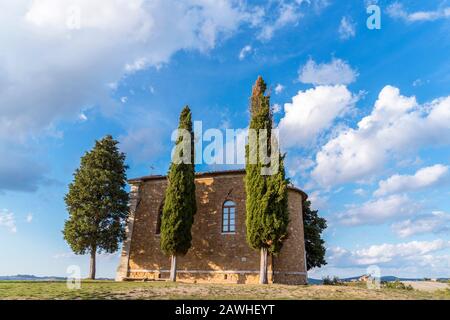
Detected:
left=298, top=58, right=358, bottom=85
left=0, top=209, right=17, bottom=233
left=338, top=16, right=356, bottom=40
left=0, top=0, right=250, bottom=140
left=387, top=2, right=450, bottom=22
left=336, top=194, right=419, bottom=226
left=279, top=85, right=357, bottom=148
left=329, top=239, right=450, bottom=267
left=374, top=164, right=449, bottom=197
left=0, top=0, right=260, bottom=191
left=312, top=86, right=450, bottom=187
left=26, top=213, right=33, bottom=223
left=391, top=211, right=450, bottom=238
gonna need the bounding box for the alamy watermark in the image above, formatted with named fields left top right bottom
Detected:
left=171, top=121, right=280, bottom=176
left=366, top=265, right=381, bottom=290
left=66, top=265, right=81, bottom=290
left=66, top=5, right=82, bottom=30
left=366, top=4, right=381, bottom=30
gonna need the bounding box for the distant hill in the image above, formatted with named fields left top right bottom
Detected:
left=0, top=274, right=113, bottom=281
left=0, top=274, right=66, bottom=281
left=307, top=278, right=323, bottom=285
left=342, top=275, right=432, bottom=282
left=308, top=275, right=449, bottom=284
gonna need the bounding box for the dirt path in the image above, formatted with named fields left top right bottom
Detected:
left=402, top=281, right=449, bottom=292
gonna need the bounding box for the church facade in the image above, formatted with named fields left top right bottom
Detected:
left=116, top=169, right=308, bottom=285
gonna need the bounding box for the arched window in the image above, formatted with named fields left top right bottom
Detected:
left=222, top=200, right=236, bottom=233
left=155, top=203, right=163, bottom=235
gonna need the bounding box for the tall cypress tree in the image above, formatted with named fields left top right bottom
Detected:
left=160, top=106, right=197, bottom=282
left=245, top=76, right=289, bottom=284
left=63, top=135, right=129, bottom=279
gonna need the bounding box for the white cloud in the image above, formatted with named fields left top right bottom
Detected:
left=374, top=164, right=449, bottom=197
left=0, top=0, right=257, bottom=189
left=258, top=2, right=302, bottom=40
left=336, top=194, right=419, bottom=226
left=274, top=83, right=284, bottom=94
left=307, top=190, right=329, bottom=210
left=120, top=96, right=128, bottom=104
left=338, top=16, right=356, bottom=40
left=0, top=0, right=250, bottom=140
left=279, top=85, right=357, bottom=148
left=238, top=45, right=252, bottom=60
left=387, top=2, right=450, bottom=22
left=298, top=58, right=358, bottom=85
left=329, top=239, right=450, bottom=267
left=78, top=113, right=88, bottom=122
left=286, top=156, right=315, bottom=178
left=0, top=209, right=17, bottom=233
left=412, top=78, right=429, bottom=87
left=312, top=86, right=450, bottom=187
left=26, top=213, right=33, bottom=223
left=392, top=211, right=450, bottom=238
left=353, top=188, right=366, bottom=196
left=272, top=103, right=282, bottom=114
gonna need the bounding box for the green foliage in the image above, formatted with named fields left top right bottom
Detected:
left=63, top=135, right=129, bottom=255
left=160, top=106, right=197, bottom=256
left=264, top=154, right=289, bottom=253
left=245, top=76, right=289, bottom=254
left=382, top=281, right=414, bottom=290
left=303, top=200, right=327, bottom=270
left=322, top=276, right=342, bottom=286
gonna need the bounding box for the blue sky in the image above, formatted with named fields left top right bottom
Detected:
left=1, top=0, right=450, bottom=279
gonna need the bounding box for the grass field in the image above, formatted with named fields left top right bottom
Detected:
left=1, top=280, right=450, bottom=300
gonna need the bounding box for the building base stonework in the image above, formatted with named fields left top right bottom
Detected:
left=116, top=170, right=308, bottom=285
left=125, top=271, right=306, bottom=285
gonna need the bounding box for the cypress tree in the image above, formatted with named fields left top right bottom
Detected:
left=245, top=76, right=289, bottom=284
left=160, top=106, right=197, bottom=282
left=63, top=135, right=129, bottom=279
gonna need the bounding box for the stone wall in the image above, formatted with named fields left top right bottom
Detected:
left=116, top=171, right=307, bottom=285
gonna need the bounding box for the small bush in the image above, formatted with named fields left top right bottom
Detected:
left=382, top=281, right=413, bottom=290
left=322, top=276, right=342, bottom=286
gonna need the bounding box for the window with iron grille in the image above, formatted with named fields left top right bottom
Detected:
left=222, top=200, right=236, bottom=233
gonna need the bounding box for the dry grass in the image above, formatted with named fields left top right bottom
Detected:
left=1, top=280, right=449, bottom=300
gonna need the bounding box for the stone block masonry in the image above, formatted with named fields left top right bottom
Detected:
left=116, top=169, right=308, bottom=285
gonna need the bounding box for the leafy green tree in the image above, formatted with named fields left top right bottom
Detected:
left=63, top=135, right=129, bottom=279
left=245, top=76, right=289, bottom=284
left=303, top=200, right=327, bottom=270
left=160, top=106, right=197, bottom=282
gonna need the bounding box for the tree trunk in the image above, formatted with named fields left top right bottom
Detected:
left=89, top=246, right=96, bottom=280
left=259, top=247, right=268, bottom=284
left=169, top=255, right=177, bottom=282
